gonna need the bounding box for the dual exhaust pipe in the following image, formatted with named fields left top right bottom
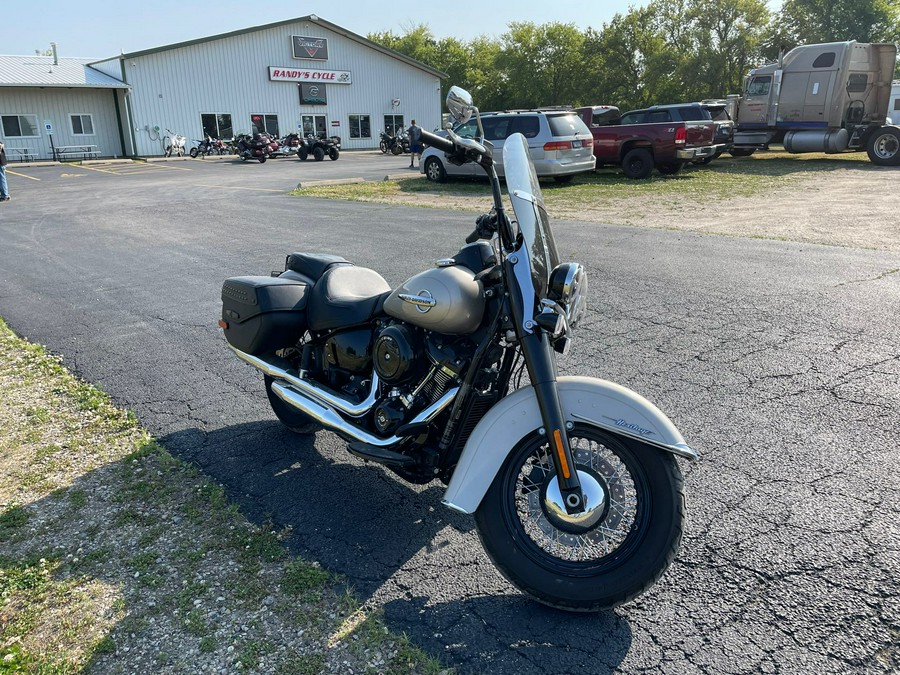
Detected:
left=228, top=345, right=457, bottom=448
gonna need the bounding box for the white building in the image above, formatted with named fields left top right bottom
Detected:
left=0, top=15, right=445, bottom=159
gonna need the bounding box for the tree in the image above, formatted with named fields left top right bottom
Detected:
left=773, top=0, right=900, bottom=45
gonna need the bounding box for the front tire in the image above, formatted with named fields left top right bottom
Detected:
left=264, top=375, right=320, bottom=434
left=867, top=127, right=900, bottom=166
left=380, top=141, right=389, bottom=153
left=474, top=425, right=684, bottom=612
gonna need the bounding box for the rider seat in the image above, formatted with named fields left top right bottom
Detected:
left=306, top=262, right=391, bottom=332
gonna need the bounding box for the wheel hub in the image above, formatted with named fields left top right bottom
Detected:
left=540, top=467, right=609, bottom=535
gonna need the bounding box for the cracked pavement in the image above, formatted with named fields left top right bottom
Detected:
left=0, top=161, right=897, bottom=673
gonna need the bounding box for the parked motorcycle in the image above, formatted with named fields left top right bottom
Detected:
left=380, top=129, right=409, bottom=155
left=189, top=135, right=216, bottom=158
left=236, top=133, right=274, bottom=163
left=273, top=133, right=303, bottom=158
left=298, top=134, right=340, bottom=161
left=220, top=86, right=695, bottom=611
left=163, top=128, right=187, bottom=157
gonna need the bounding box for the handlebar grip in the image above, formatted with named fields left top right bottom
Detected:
left=465, top=229, right=480, bottom=244
left=419, top=129, right=456, bottom=154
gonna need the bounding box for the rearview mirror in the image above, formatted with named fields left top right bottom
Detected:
left=447, top=86, right=474, bottom=125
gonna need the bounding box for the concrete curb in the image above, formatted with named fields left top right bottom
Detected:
left=295, top=177, right=366, bottom=189
left=384, top=172, right=425, bottom=181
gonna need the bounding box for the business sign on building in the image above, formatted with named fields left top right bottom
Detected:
left=300, top=84, right=327, bottom=105
left=292, top=35, right=328, bottom=60
left=269, top=67, right=351, bottom=84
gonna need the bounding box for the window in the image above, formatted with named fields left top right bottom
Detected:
left=747, top=76, right=771, bottom=97
left=70, top=114, right=94, bottom=135
left=201, top=113, right=233, bottom=139
left=383, top=115, right=404, bottom=136
left=619, top=112, right=646, bottom=125
left=481, top=117, right=512, bottom=141
left=454, top=119, right=479, bottom=138
left=348, top=114, right=371, bottom=139
left=1, top=114, right=39, bottom=137
left=302, top=115, right=327, bottom=138
left=250, top=114, right=278, bottom=136
left=647, top=111, right=672, bottom=123
left=675, top=107, right=709, bottom=121
left=847, top=74, right=868, bottom=93
left=812, top=52, right=836, bottom=68
left=895, top=98, right=900, bottom=112
left=547, top=114, right=588, bottom=137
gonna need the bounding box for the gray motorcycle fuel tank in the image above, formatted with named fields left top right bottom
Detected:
left=384, top=265, right=485, bottom=335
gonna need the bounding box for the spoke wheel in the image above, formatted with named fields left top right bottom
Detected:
left=474, top=424, right=684, bottom=611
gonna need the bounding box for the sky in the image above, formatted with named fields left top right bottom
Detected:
left=3, top=0, right=652, bottom=60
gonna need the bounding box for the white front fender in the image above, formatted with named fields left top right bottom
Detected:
left=442, top=376, right=698, bottom=514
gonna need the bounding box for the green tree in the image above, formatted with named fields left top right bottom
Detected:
left=774, top=0, right=900, bottom=45
left=495, top=22, right=586, bottom=109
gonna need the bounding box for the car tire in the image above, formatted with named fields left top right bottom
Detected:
left=622, top=148, right=653, bottom=179
left=424, top=157, right=446, bottom=183
left=729, top=148, right=756, bottom=157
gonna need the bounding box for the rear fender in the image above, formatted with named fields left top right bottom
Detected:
left=442, top=376, right=697, bottom=514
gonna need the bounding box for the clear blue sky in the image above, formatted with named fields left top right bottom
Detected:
left=3, top=0, right=652, bottom=59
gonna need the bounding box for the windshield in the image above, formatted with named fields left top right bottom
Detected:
left=503, top=133, right=560, bottom=298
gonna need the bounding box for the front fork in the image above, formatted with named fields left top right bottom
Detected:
left=519, top=330, right=585, bottom=514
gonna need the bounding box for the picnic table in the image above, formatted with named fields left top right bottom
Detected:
left=8, top=147, right=37, bottom=161
left=54, top=145, right=100, bottom=161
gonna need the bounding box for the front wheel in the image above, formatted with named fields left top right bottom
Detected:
left=474, top=425, right=684, bottom=612
left=264, top=375, right=320, bottom=434
left=867, top=127, right=900, bottom=166
left=380, top=140, right=389, bottom=153
left=391, top=144, right=403, bottom=156
left=189, top=148, right=199, bottom=158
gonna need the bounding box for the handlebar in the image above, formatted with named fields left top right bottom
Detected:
left=419, top=129, right=456, bottom=154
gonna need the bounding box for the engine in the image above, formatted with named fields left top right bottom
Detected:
left=370, top=323, right=474, bottom=434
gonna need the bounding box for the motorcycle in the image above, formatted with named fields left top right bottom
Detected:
left=379, top=129, right=409, bottom=155
left=236, top=133, right=274, bottom=163
left=219, top=86, right=696, bottom=611
left=163, top=128, right=187, bottom=157
left=273, top=133, right=303, bottom=158
left=189, top=135, right=216, bottom=158
left=298, top=133, right=340, bottom=161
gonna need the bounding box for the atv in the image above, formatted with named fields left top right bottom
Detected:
left=298, top=134, right=340, bottom=161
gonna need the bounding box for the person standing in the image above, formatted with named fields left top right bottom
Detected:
left=0, top=141, right=9, bottom=202
left=407, top=119, right=422, bottom=169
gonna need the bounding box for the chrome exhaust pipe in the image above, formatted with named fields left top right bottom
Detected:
left=271, top=381, right=459, bottom=448
left=228, top=345, right=379, bottom=418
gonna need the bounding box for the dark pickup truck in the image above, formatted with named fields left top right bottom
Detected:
left=574, top=103, right=723, bottom=178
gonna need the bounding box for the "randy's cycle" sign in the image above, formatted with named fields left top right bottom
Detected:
left=268, top=67, right=351, bottom=84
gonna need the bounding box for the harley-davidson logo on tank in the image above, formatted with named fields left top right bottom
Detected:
left=292, top=35, right=329, bottom=60
left=269, top=67, right=351, bottom=84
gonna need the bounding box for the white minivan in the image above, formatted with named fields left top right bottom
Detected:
left=421, top=109, right=595, bottom=183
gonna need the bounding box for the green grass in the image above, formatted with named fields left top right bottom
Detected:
left=0, top=316, right=451, bottom=675
left=291, top=148, right=875, bottom=212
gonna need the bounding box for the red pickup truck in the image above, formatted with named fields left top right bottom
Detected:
left=574, top=103, right=723, bottom=178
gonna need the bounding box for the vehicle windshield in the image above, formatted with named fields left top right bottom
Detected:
left=503, top=133, right=560, bottom=298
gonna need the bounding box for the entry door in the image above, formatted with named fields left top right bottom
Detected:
left=302, top=115, right=327, bottom=138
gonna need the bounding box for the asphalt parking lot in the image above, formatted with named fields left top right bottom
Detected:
left=1, top=158, right=898, bottom=674
left=2, top=149, right=422, bottom=194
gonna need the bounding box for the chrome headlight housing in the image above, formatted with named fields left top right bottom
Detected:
left=548, top=263, right=587, bottom=329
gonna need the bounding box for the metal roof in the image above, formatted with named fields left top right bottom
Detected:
left=0, top=55, right=128, bottom=88
left=93, top=15, right=447, bottom=80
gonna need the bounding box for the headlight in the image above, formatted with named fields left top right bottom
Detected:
left=548, top=263, right=587, bottom=329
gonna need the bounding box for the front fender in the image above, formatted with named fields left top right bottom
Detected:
left=442, top=376, right=697, bottom=514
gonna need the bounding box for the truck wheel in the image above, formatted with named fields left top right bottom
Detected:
left=729, top=148, right=755, bottom=157
left=657, top=162, right=683, bottom=176
left=622, top=149, right=653, bottom=179
left=866, top=127, right=900, bottom=166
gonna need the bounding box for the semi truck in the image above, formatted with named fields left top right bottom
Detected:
left=725, top=41, right=899, bottom=165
